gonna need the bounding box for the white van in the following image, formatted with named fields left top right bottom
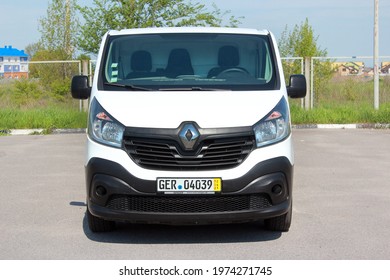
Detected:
left=71, top=27, right=306, bottom=232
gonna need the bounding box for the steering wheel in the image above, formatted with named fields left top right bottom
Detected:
left=217, top=67, right=249, bottom=77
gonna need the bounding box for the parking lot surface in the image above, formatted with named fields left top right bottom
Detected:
left=0, top=129, right=389, bottom=259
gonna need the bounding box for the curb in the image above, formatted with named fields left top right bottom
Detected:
left=51, top=128, right=87, bottom=134
left=292, top=123, right=390, bottom=129
left=0, top=128, right=86, bottom=136
left=2, top=124, right=390, bottom=136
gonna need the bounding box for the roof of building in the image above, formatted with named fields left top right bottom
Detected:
left=0, top=46, right=28, bottom=57
left=381, top=64, right=390, bottom=73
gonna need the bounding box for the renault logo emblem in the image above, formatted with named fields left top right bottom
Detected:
left=179, top=123, right=200, bottom=150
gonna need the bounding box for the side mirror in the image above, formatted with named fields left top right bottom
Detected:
left=287, top=74, right=307, bottom=98
left=71, top=75, right=91, bottom=100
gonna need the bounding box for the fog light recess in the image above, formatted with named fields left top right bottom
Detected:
left=96, top=186, right=107, bottom=196
left=272, top=184, right=283, bottom=195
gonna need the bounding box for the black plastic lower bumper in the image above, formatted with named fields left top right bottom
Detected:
left=85, top=157, right=293, bottom=225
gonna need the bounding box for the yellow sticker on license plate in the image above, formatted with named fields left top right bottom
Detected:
left=157, top=178, right=222, bottom=194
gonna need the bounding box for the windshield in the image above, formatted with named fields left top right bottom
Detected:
left=100, top=33, right=279, bottom=91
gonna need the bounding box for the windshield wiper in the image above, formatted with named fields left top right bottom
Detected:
left=104, top=82, right=152, bottom=91
left=158, top=87, right=226, bottom=91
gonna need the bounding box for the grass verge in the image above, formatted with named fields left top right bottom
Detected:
left=0, top=107, right=87, bottom=131
left=290, top=103, right=390, bottom=124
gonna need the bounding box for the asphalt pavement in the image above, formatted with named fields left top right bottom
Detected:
left=0, top=129, right=389, bottom=259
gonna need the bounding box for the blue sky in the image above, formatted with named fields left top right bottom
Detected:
left=1, top=0, right=389, bottom=57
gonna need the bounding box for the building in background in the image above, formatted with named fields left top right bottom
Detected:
left=0, top=45, right=29, bottom=78
left=381, top=62, right=390, bottom=75
left=332, top=61, right=365, bottom=76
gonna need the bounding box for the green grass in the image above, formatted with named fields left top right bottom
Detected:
left=289, top=75, right=390, bottom=124
left=0, top=107, right=87, bottom=131
left=1, top=75, right=390, bottom=133
left=0, top=79, right=88, bottom=132
left=290, top=103, right=390, bottom=124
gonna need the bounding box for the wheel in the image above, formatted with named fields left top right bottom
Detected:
left=264, top=205, right=292, bottom=232
left=87, top=207, right=115, bottom=233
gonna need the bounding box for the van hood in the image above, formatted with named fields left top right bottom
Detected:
left=93, top=90, right=285, bottom=129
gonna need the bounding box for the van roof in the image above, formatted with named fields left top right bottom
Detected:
left=107, top=27, right=270, bottom=36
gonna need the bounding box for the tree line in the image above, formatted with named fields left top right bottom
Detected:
left=26, top=0, right=242, bottom=59
left=28, top=0, right=326, bottom=61
left=21, top=0, right=331, bottom=103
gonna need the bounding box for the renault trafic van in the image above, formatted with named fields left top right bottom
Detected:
left=71, top=27, right=306, bottom=232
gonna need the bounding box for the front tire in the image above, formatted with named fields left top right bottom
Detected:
left=87, top=207, right=115, bottom=233
left=264, top=205, right=292, bottom=232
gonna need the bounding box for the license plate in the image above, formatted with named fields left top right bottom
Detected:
left=157, top=178, right=222, bottom=194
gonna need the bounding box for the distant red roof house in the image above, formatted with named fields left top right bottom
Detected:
left=0, top=45, right=29, bottom=78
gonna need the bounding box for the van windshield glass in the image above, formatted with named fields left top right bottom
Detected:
left=101, top=33, right=278, bottom=91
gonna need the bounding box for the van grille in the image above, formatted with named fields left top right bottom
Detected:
left=123, top=136, right=255, bottom=171
left=106, top=194, right=272, bottom=213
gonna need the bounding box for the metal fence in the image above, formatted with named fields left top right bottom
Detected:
left=282, top=56, right=390, bottom=109
left=0, top=60, right=83, bottom=110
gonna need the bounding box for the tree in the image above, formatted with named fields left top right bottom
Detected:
left=28, top=49, right=80, bottom=100
left=31, top=0, right=80, bottom=100
left=279, top=18, right=327, bottom=58
left=24, top=42, right=43, bottom=60
left=279, top=18, right=333, bottom=106
left=38, top=0, right=79, bottom=59
left=77, top=0, right=243, bottom=54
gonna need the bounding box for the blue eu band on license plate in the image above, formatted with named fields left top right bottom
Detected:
left=157, top=178, right=221, bottom=194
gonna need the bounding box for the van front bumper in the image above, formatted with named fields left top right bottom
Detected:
left=85, top=157, right=293, bottom=225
